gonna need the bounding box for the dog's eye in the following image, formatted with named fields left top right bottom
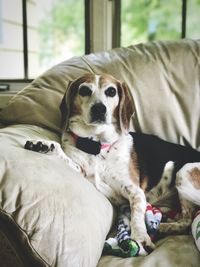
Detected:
left=79, top=86, right=92, bottom=97
left=105, top=87, right=117, bottom=97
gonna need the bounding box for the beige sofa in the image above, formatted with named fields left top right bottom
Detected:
left=0, top=39, right=200, bottom=267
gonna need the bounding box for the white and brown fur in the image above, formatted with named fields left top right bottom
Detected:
left=25, top=73, right=200, bottom=254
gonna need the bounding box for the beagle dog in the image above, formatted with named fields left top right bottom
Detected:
left=25, top=73, right=200, bottom=255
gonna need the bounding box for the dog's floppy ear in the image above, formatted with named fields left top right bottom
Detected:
left=117, top=81, right=135, bottom=133
left=60, top=79, right=79, bottom=133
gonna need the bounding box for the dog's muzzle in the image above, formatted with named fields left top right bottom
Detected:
left=90, top=102, right=106, bottom=123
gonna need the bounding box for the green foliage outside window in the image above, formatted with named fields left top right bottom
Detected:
left=121, top=0, right=182, bottom=46
left=121, top=0, right=200, bottom=47
left=39, top=0, right=84, bottom=69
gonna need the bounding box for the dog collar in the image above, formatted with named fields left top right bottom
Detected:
left=70, top=132, right=111, bottom=155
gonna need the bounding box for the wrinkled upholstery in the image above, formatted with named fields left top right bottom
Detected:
left=0, top=39, right=200, bottom=266
left=0, top=125, right=114, bottom=267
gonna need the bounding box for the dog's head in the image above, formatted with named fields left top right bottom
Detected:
left=60, top=73, right=134, bottom=135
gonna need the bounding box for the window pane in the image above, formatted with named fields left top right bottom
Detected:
left=0, top=0, right=24, bottom=79
left=121, top=0, right=182, bottom=47
left=187, top=0, right=200, bottom=39
left=27, top=0, right=85, bottom=78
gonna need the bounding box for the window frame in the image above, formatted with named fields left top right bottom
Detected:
left=181, top=0, right=187, bottom=38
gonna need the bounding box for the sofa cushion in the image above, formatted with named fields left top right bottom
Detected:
left=0, top=125, right=114, bottom=267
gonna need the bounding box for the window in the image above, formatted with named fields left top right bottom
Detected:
left=0, top=0, right=200, bottom=83
left=120, top=0, right=200, bottom=47
left=0, top=0, right=85, bottom=80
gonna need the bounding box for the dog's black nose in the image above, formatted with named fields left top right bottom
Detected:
left=91, top=103, right=106, bottom=122
left=91, top=103, right=106, bottom=115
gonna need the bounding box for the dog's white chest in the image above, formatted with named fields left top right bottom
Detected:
left=91, top=135, right=133, bottom=204
left=63, top=134, right=133, bottom=204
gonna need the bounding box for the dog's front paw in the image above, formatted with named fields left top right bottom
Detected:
left=24, top=140, right=56, bottom=153
left=24, top=140, right=81, bottom=173
left=132, top=232, right=155, bottom=255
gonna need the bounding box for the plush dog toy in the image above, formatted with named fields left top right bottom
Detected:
left=103, top=203, right=162, bottom=257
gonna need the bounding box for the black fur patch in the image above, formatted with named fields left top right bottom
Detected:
left=129, top=132, right=200, bottom=190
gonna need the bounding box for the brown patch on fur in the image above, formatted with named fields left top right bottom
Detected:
left=117, top=82, right=135, bottom=132
left=71, top=99, right=82, bottom=117
left=113, top=105, right=119, bottom=127
left=130, top=149, right=148, bottom=191
left=99, top=74, right=118, bottom=88
left=189, top=167, right=200, bottom=189
left=140, top=175, right=149, bottom=192
left=129, top=151, right=140, bottom=185
left=78, top=73, right=96, bottom=84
